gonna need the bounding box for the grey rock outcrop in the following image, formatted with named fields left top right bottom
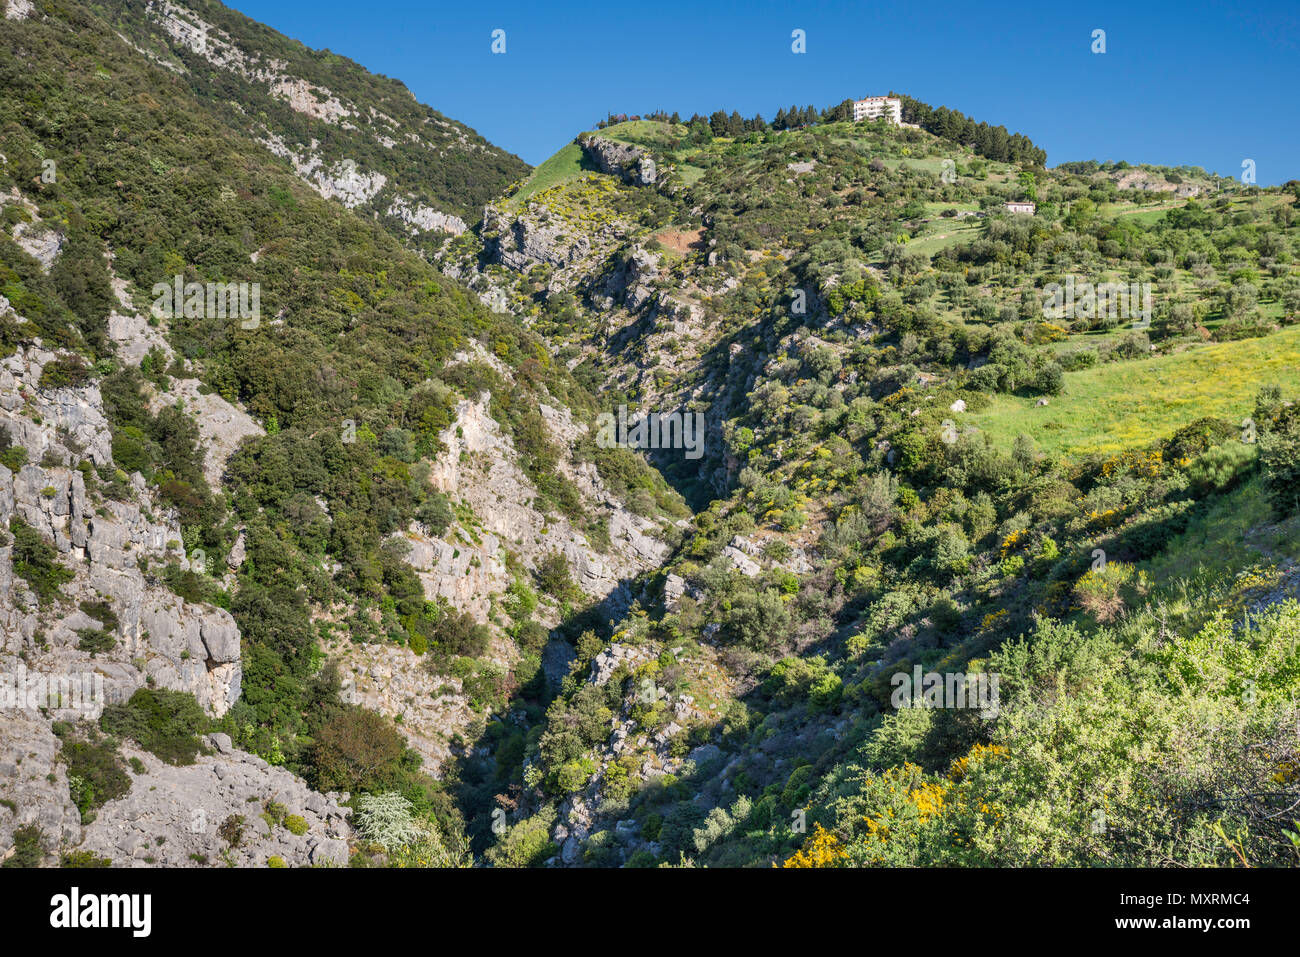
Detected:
left=418, top=392, right=666, bottom=622
left=72, top=735, right=351, bottom=868
left=578, top=134, right=656, bottom=186
left=0, top=344, right=243, bottom=717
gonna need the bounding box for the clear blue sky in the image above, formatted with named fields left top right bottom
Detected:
left=228, top=0, right=1300, bottom=184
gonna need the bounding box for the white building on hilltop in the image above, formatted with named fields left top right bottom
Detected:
left=853, top=96, right=902, bottom=125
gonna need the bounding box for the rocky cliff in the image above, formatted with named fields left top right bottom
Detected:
left=0, top=203, right=348, bottom=867
left=105, top=0, right=527, bottom=235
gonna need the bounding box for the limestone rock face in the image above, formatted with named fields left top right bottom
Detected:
left=4, top=0, right=36, bottom=22
left=0, top=308, right=351, bottom=869
left=12, top=220, right=62, bottom=270
left=578, top=134, right=657, bottom=186
left=416, top=392, right=667, bottom=622
left=387, top=196, right=467, bottom=236
left=145, top=377, right=264, bottom=489
left=327, top=636, right=475, bottom=776
left=4, top=187, right=62, bottom=269
left=403, top=528, right=509, bottom=622
left=589, top=643, right=653, bottom=687
left=137, top=0, right=511, bottom=240
left=70, top=735, right=351, bottom=868
left=0, top=344, right=244, bottom=718
left=600, top=245, right=661, bottom=312
left=0, top=327, right=348, bottom=865
left=0, top=350, right=114, bottom=466
left=0, top=714, right=83, bottom=853
left=483, top=204, right=591, bottom=273
left=722, top=544, right=761, bottom=578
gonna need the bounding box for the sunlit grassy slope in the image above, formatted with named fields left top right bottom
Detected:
left=509, top=141, right=588, bottom=206
left=969, top=324, right=1300, bottom=457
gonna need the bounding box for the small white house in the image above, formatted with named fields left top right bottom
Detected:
left=1004, top=201, right=1036, bottom=214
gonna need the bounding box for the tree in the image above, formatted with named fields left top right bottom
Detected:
left=534, top=551, right=577, bottom=601
left=313, top=708, right=408, bottom=792
left=1260, top=403, right=1300, bottom=517
left=354, top=791, right=422, bottom=850
left=1012, top=433, right=1037, bottom=472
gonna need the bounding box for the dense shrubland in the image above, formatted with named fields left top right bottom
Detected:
left=5, top=1, right=1300, bottom=868
left=464, top=102, right=1300, bottom=866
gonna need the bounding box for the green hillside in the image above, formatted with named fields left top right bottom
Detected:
left=4, top=0, right=1299, bottom=872
left=0, top=0, right=591, bottom=843
left=446, top=102, right=1300, bottom=868
left=972, top=324, right=1300, bottom=457
left=96, top=0, right=529, bottom=231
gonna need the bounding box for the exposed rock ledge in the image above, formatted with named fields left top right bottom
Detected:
left=578, top=134, right=657, bottom=186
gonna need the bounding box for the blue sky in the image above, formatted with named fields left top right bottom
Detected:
left=228, top=0, right=1300, bottom=184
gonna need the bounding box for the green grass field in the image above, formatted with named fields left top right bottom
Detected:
left=509, top=141, right=588, bottom=206
left=969, top=324, right=1300, bottom=457
left=905, top=219, right=983, bottom=257
left=678, top=164, right=706, bottom=186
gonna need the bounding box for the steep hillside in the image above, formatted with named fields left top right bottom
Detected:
left=0, top=0, right=667, bottom=867
left=4, top=0, right=1300, bottom=872
left=444, top=110, right=1300, bottom=866
left=97, top=0, right=529, bottom=246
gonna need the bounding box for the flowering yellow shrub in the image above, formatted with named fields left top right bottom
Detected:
left=909, top=779, right=948, bottom=819
left=781, top=823, right=849, bottom=868
left=999, top=529, right=1023, bottom=557
left=948, top=743, right=1009, bottom=781
left=979, top=609, right=1009, bottom=634
left=1101, top=448, right=1163, bottom=479
left=1085, top=506, right=1125, bottom=529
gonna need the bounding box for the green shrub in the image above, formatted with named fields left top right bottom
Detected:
left=1185, top=442, right=1256, bottom=495
left=79, top=599, right=120, bottom=630
left=9, top=516, right=74, bottom=604
left=0, top=444, right=27, bottom=472
left=3, top=825, right=46, bottom=868
left=483, top=808, right=558, bottom=868
left=55, top=726, right=131, bottom=822
left=38, top=354, right=93, bottom=390
left=284, top=814, right=308, bottom=836
left=311, top=707, right=409, bottom=793
left=218, top=815, right=245, bottom=848
left=100, top=688, right=208, bottom=766
left=76, top=628, right=116, bottom=655
left=263, top=800, right=287, bottom=827
left=61, top=850, right=113, bottom=867
left=421, top=607, right=491, bottom=662
left=533, top=551, right=577, bottom=601
left=1259, top=405, right=1300, bottom=517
